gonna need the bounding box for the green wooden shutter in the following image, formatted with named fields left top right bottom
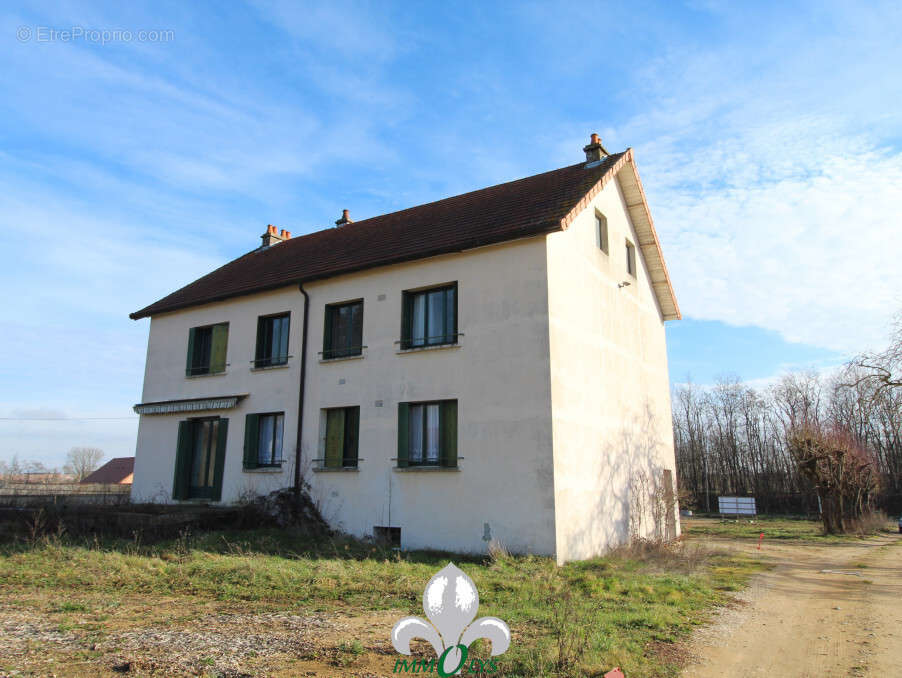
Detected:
left=254, top=317, right=265, bottom=366
left=441, top=400, right=458, bottom=468
left=211, top=418, right=228, bottom=501
left=243, top=414, right=260, bottom=469
left=400, top=293, right=411, bottom=349
left=323, top=306, right=333, bottom=359
left=173, top=420, right=192, bottom=500
left=397, top=402, right=410, bottom=467
left=325, top=409, right=344, bottom=468
left=185, top=328, right=197, bottom=376
left=351, top=303, right=363, bottom=355
left=344, top=407, right=360, bottom=466
left=210, top=323, right=229, bottom=373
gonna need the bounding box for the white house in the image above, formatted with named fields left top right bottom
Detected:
left=129, top=135, right=681, bottom=562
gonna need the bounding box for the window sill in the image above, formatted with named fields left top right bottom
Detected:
left=185, top=371, right=227, bottom=379
left=319, top=353, right=365, bottom=364
left=250, top=363, right=290, bottom=372
left=312, top=466, right=360, bottom=473
left=242, top=466, right=284, bottom=473
left=393, top=466, right=460, bottom=473
left=396, top=343, right=461, bottom=355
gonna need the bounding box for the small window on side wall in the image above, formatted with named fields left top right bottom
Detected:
left=626, top=239, right=637, bottom=277
left=186, top=322, right=228, bottom=376
left=243, top=412, right=284, bottom=469
left=595, top=212, right=608, bottom=254
left=255, top=313, right=290, bottom=367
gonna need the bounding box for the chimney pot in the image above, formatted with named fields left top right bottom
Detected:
left=335, top=209, right=353, bottom=227
left=261, top=224, right=286, bottom=247
left=583, top=132, right=609, bottom=164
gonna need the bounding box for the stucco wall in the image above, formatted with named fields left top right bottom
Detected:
left=131, top=286, right=302, bottom=504
left=131, top=237, right=557, bottom=556
left=301, top=237, right=555, bottom=555
left=546, top=171, right=679, bottom=563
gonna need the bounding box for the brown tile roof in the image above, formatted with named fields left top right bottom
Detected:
left=131, top=153, right=630, bottom=319
left=80, top=457, right=135, bottom=485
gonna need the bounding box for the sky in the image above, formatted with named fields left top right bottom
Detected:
left=1, top=1, right=901, bottom=468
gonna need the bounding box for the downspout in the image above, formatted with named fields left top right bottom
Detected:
left=294, top=282, right=310, bottom=503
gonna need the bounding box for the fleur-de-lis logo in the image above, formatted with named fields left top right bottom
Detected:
left=391, top=563, right=511, bottom=676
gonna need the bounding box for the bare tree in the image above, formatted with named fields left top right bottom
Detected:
left=849, top=311, right=902, bottom=396
left=64, top=447, right=104, bottom=481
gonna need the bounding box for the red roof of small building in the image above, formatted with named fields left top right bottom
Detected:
left=80, top=457, right=135, bottom=485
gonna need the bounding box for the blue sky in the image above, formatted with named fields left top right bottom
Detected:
left=1, top=1, right=901, bottom=468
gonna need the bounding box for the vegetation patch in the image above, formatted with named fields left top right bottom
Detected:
left=0, top=529, right=761, bottom=678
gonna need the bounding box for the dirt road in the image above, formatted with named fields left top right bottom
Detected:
left=681, top=533, right=902, bottom=678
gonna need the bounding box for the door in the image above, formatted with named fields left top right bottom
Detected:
left=189, top=418, right=219, bottom=499
left=174, top=417, right=227, bottom=501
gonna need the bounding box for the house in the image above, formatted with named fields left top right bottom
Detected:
left=80, top=457, right=135, bottom=485
left=129, top=136, right=681, bottom=562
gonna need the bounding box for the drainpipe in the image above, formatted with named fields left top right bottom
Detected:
left=294, top=283, right=310, bottom=503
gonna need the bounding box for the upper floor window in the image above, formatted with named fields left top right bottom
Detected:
left=323, top=300, right=363, bottom=359
left=595, top=212, right=609, bottom=254
left=186, top=322, right=228, bottom=376
left=401, top=283, right=457, bottom=349
left=255, top=313, right=290, bottom=367
left=397, top=400, right=457, bottom=467
left=626, top=239, right=637, bottom=277
left=243, top=412, right=284, bottom=468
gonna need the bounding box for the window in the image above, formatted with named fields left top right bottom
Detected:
left=323, top=406, right=360, bottom=468
left=595, top=212, right=609, bottom=254
left=255, top=313, right=290, bottom=367
left=323, top=300, right=363, bottom=359
left=626, top=240, right=637, bottom=277
left=243, top=413, right=285, bottom=468
left=186, top=323, right=228, bottom=376
left=401, top=283, right=457, bottom=349
left=173, top=417, right=228, bottom=500
left=397, top=400, right=457, bottom=467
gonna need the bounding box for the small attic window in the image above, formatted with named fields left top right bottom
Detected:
left=626, top=239, right=637, bottom=277
left=595, top=212, right=608, bottom=254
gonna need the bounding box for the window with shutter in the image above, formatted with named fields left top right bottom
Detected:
left=255, top=313, right=290, bottom=367
left=186, top=322, right=228, bottom=375
left=397, top=399, right=458, bottom=467
left=322, top=407, right=359, bottom=468
left=401, top=284, right=457, bottom=348
left=323, top=301, right=363, bottom=359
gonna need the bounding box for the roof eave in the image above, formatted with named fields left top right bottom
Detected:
left=558, top=148, right=680, bottom=321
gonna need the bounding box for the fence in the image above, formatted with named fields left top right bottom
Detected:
left=0, top=483, right=131, bottom=507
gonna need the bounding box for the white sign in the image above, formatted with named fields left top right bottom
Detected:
left=718, top=496, right=757, bottom=515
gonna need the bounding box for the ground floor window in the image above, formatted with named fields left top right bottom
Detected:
left=397, top=400, right=457, bottom=467
left=323, top=406, right=360, bottom=468
left=243, top=412, right=284, bottom=469
left=173, top=417, right=228, bottom=500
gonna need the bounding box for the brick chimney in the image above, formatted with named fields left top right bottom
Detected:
left=583, top=133, right=609, bottom=164
left=260, top=224, right=289, bottom=247
left=335, top=209, right=353, bottom=227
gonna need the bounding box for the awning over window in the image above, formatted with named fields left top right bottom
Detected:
left=133, top=394, right=248, bottom=415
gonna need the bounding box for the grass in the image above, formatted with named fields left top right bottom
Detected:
left=0, top=529, right=762, bottom=678
left=682, top=515, right=894, bottom=543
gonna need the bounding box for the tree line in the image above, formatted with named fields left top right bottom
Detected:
left=674, top=316, right=902, bottom=518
